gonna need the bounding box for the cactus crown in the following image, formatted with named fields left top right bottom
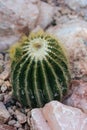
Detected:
left=10, top=30, right=71, bottom=108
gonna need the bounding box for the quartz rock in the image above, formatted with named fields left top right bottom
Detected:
left=37, top=1, right=54, bottom=29
left=31, top=101, right=87, bottom=130
left=64, top=80, right=87, bottom=114
left=0, top=102, right=10, bottom=123
left=47, top=19, right=87, bottom=79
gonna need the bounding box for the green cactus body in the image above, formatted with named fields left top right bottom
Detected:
left=10, top=31, right=70, bottom=108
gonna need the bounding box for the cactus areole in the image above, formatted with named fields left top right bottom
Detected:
left=10, top=31, right=70, bottom=108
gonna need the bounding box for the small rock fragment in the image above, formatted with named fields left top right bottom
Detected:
left=0, top=102, right=10, bottom=123
left=1, top=83, right=8, bottom=93
left=15, top=110, right=26, bottom=124
left=8, top=120, right=16, bottom=126
left=14, top=121, right=22, bottom=128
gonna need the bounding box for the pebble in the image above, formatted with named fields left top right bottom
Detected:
left=8, top=120, right=16, bottom=126
left=15, top=110, right=27, bottom=124
left=1, top=83, right=8, bottom=93
left=8, top=107, right=15, bottom=115
left=0, top=102, right=10, bottom=123
left=14, top=121, right=22, bottom=128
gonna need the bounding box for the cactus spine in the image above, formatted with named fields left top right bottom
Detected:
left=10, top=31, right=70, bottom=108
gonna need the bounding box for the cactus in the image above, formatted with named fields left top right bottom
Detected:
left=10, top=31, right=70, bottom=108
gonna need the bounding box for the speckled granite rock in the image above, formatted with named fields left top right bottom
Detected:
left=47, top=19, right=87, bottom=79
left=31, top=101, right=87, bottom=130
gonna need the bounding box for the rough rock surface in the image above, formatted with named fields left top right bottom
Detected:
left=47, top=19, right=87, bottom=79
left=0, top=102, right=10, bottom=123
left=31, top=101, right=87, bottom=130
left=64, top=80, right=87, bottom=114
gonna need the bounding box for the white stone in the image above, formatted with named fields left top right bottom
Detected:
left=47, top=19, right=87, bottom=79
left=31, top=101, right=87, bottom=130
left=37, top=1, right=54, bottom=29
left=0, top=102, right=10, bottom=123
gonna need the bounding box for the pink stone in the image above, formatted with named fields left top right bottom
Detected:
left=31, top=101, right=87, bottom=130
left=65, top=80, right=87, bottom=114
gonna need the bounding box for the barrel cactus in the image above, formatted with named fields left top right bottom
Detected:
left=10, top=30, right=70, bottom=108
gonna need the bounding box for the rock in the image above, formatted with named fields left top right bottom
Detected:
left=14, top=121, right=22, bottom=128
left=47, top=19, right=87, bottom=79
left=37, top=1, right=54, bottom=29
left=31, top=101, right=87, bottom=130
left=0, top=94, right=4, bottom=102
left=30, top=109, right=50, bottom=130
left=65, top=0, right=87, bottom=10
left=0, top=61, right=4, bottom=73
left=1, top=83, right=8, bottom=93
left=0, top=102, right=10, bottom=123
left=18, top=128, right=24, bottom=130
left=0, top=0, right=40, bottom=51
left=8, top=120, right=16, bottom=126
left=0, top=79, right=4, bottom=86
left=15, top=110, right=26, bottom=124
left=0, top=61, right=10, bottom=80
left=64, top=80, right=87, bottom=114
left=0, top=124, right=16, bottom=130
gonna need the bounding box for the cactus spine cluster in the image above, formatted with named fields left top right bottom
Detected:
left=10, top=31, right=70, bottom=108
